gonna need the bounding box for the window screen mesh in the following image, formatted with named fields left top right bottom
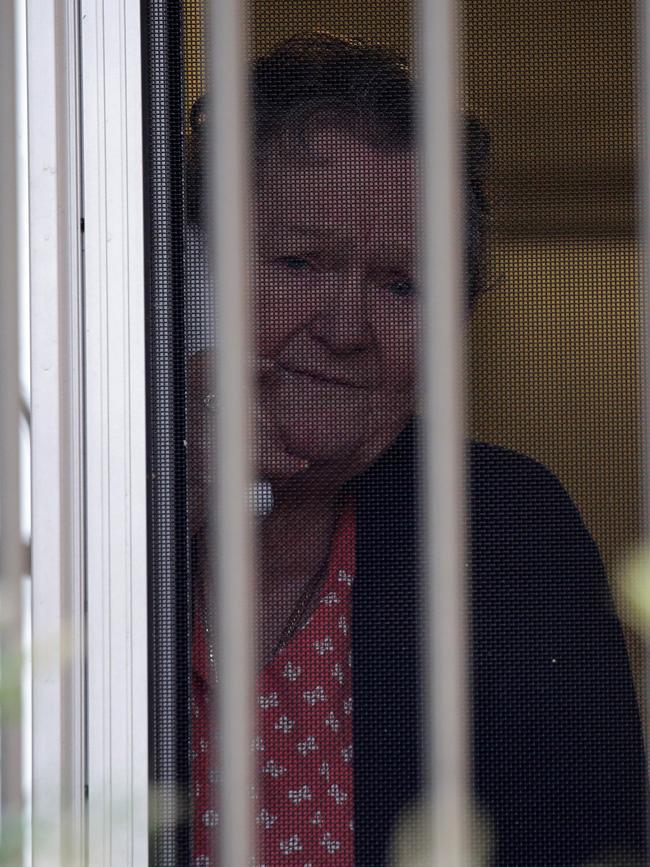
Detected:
left=143, top=1, right=649, bottom=864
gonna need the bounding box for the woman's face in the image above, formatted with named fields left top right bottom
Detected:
left=253, top=126, right=418, bottom=477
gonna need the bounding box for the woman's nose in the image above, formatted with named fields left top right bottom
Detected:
left=308, top=275, right=372, bottom=353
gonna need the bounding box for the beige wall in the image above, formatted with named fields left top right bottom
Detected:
left=470, top=240, right=642, bottom=577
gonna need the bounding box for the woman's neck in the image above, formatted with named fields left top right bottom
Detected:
left=258, top=489, right=341, bottom=589
left=255, top=490, right=342, bottom=665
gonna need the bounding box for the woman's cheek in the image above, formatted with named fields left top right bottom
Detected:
left=254, top=313, right=287, bottom=358
left=254, top=283, right=321, bottom=356
left=252, top=271, right=295, bottom=356
left=375, top=319, right=417, bottom=393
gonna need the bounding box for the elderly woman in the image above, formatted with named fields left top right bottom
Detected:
left=186, top=34, right=647, bottom=867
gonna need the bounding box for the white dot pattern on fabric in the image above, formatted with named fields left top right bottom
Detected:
left=322, top=592, right=340, bottom=606
left=257, top=808, right=278, bottom=829
left=288, top=784, right=313, bottom=805
left=191, top=501, right=356, bottom=864
left=313, top=637, right=334, bottom=656
left=283, top=661, right=302, bottom=681
left=275, top=715, right=295, bottom=734
left=263, top=759, right=288, bottom=779
left=320, top=832, right=342, bottom=854
left=201, top=809, right=219, bottom=828
left=327, top=784, right=348, bottom=805
left=337, top=569, right=353, bottom=586
left=279, top=834, right=303, bottom=855
left=296, top=735, right=318, bottom=756
left=302, top=686, right=326, bottom=705
left=324, top=711, right=340, bottom=732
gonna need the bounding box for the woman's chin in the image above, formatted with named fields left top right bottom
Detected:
left=277, top=419, right=365, bottom=466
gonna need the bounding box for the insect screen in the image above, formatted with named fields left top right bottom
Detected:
left=142, top=1, right=649, bottom=864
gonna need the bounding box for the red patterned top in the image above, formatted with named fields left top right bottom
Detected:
left=192, top=502, right=355, bottom=865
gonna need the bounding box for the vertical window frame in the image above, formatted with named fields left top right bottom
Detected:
left=29, top=0, right=150, bottom=863
left=27, top=1, right=86, bottom=863
left=80, top=0, right=149, bottom=863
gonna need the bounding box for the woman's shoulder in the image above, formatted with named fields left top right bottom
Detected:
left=468, top=440, right=588, bottom=538
left=469, top=440, right=571, bottom=504
left=363, top=422, right=589, bottom=537
left=468, top=440, right=601, bottom=573
left=359, top=427, right=603, bottom=602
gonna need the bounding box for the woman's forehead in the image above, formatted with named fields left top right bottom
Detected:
left=257, top=222, right=415, bottom=262
left=256, top=129, right=417, bottom=241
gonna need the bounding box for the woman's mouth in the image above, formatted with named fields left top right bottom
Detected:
left=278, top=364, right=365, bottom=391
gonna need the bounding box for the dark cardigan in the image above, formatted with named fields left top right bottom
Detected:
left=353, top=423, right=648, bottom=866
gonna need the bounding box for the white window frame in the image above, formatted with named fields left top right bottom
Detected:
left=28, top=1, right=148, bottom=864
left=28, top=2, right=86, bottom=862
left=1, top=0, right=24, bottom=855
left=81, top=0, right=148, bottom=863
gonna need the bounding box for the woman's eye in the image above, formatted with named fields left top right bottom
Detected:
left=277, top=256, right=312, bottom=273
left=389, top=278, right=416, bottom=297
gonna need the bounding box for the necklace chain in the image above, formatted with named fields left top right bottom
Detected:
left=200, top=566, right=327, bottom=675
left=199, top=501, right=342, bottom=673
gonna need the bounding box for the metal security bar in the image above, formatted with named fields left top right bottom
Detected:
left=419, top=0, right=470, bottom=864
left=210, top=1, right=257, bottom=865
left=0, top=0, right=23, bottom=860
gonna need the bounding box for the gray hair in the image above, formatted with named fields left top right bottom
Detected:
left=187, top=32, right=490, bottom=305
